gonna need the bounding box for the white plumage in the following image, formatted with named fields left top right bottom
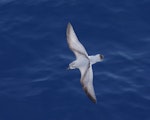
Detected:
left=66, top=23, right=104, bottom=103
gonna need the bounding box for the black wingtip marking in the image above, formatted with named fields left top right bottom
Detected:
left=83, top=86, right=97, bottom=104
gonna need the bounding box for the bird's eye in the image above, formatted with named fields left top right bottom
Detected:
left=99, top=54, right=104, bottom=59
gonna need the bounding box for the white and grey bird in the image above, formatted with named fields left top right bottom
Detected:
left=66, top=23, right=104, bottom=103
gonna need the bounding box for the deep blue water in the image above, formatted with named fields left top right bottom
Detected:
left=0, top=0, right=150, bottom=120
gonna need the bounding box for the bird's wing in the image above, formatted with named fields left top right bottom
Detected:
left=79, top=64, right=97, bottom=103
left=66, top=23, right=88, bottom=59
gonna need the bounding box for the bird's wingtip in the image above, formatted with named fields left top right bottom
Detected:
left=66, top=22, right=73, bottom=36
left=67, top=22, right=73, bottom=30
left=67, top=22, right=72, bottom=27
left=83, top=86, right=97, bottom=104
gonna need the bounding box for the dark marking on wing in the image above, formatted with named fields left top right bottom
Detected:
left=80, top=62, right=90, bottom=86
left=83, top=86, right=97, bottom=103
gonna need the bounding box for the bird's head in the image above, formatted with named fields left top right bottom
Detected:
left=98, top=54, right=104, bottom=62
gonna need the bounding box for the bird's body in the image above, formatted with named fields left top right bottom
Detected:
left=66, top=23, right=104, bottom=103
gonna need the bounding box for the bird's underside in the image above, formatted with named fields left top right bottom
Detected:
left=66, top=23, right=97, bottom=103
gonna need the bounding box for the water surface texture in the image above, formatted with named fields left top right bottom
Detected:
left=0, top=0, right=150, bottom=120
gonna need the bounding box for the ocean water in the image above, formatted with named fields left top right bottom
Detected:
left=0, top=0, right=150, bottom=120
